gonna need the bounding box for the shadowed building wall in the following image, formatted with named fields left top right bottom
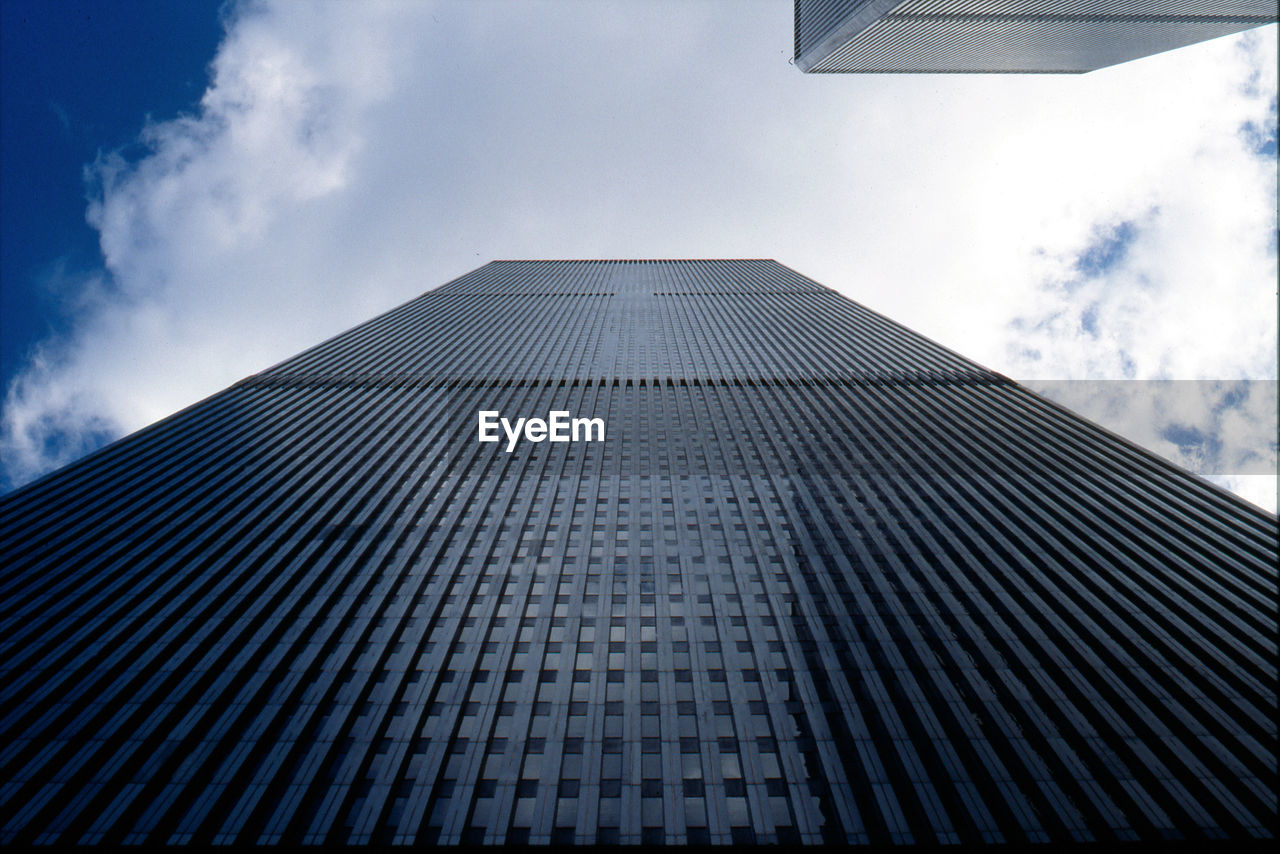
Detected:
left=1, top=260, right=1275, bottom=846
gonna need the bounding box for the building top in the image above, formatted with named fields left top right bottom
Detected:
left=255, top=259, right=994, bottom=386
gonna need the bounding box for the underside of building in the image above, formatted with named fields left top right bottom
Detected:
left=794, top=1, right=1278, bottom=73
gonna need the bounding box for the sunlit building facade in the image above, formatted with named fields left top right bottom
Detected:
left=1, top=260, right=1275, bottom=846
left=794, top=1, right=1279, bottom=72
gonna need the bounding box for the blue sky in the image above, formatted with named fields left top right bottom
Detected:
left=1, top=1, right=1276, bottom=509
left=1, top=2, right=222, bottom=390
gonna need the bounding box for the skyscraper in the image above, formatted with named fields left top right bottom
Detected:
left=794, top=1, right=1279, bottom=73
left=1, top=260, right=1275, bottom=846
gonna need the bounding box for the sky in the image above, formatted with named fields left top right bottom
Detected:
left=1, top=0, right=1276, bottom=511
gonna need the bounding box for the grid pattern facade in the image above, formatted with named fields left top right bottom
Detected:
left=1, top=259, right=1276, bottom=846
left=794, top=1, right=1278, bottom=72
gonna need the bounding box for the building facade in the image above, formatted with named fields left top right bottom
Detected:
left=1, top=259, right=1275, bottom=846
left=795, top=1, right=1279, bottom=73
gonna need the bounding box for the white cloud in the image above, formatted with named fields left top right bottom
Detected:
left=1208, top=474, right=1279, bottom=512
left=1, top=1, right=1275, bottom=511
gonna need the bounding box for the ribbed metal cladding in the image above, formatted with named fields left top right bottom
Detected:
left=1, top=259, right=1275, bottom=847
left=794, top=1, right=1278, bottom=72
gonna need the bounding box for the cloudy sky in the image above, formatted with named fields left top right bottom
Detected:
left=1, top=1, right=1276, bottom=510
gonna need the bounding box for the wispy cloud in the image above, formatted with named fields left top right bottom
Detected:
left=993, top=30, right=1278, bottom=507
left=2, top=2, right=1275, bottom=510
left=2, top=1, right=420, bottom=485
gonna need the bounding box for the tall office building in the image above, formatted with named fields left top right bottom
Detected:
left=794, top=1, right=1279, bottom=73
left=1, top=260, right=1275, bottom=847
